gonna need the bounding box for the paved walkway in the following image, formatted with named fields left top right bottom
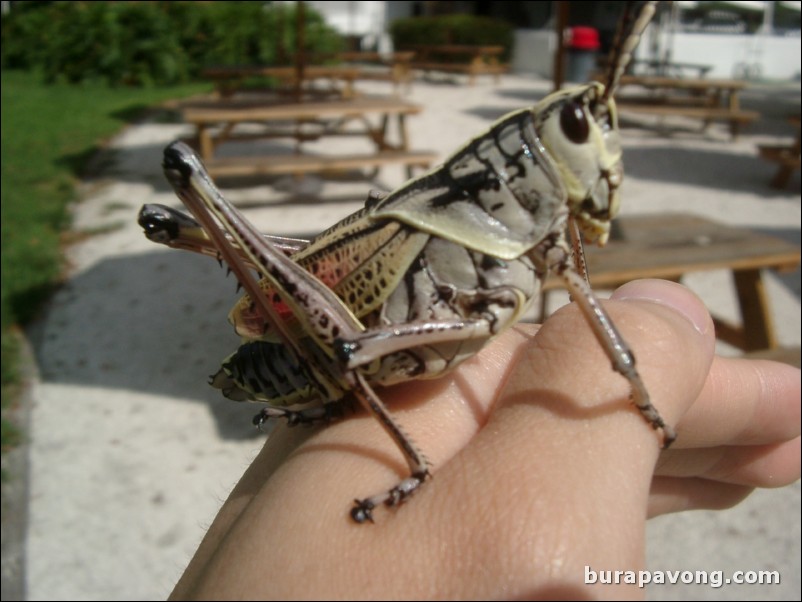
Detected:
left=14, top=75, right=802, bottom=600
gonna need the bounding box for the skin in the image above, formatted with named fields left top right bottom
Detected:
left=168, top=279, right=800, bottom=600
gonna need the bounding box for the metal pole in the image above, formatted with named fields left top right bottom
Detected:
left=553, top=1, right=569, bottom=91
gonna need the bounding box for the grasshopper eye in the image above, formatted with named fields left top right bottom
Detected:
left=560, top=101, right=590, bottom=144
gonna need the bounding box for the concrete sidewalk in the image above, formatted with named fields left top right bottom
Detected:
left=15, top=74, right=801, bottom=600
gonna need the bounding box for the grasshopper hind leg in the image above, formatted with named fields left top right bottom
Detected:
left=250, top=363, right=432, bottom=524
left=348, top=371, right=431, bottom=523
left=351, top=472, right=430, bottom=524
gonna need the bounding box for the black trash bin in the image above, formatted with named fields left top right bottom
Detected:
left=566, top=26, right=600, bottom=83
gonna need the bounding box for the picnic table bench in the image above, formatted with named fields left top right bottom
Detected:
left=607, top=75, right=759, bottom=140
left=543, top=213, right=800, bottom=352
left=181, top=95, right=438, bottom=180
left=407, top=45, right=508, bottom=85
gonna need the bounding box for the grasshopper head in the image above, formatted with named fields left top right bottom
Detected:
left=533, top=82, right=622, bottom=245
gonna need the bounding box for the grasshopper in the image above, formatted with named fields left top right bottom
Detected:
left=139, top=2, right=667, bottom=522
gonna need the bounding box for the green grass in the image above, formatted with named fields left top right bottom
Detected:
left=0, top=69, right=210, bottom=447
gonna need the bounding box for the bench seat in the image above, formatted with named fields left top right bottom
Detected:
left=205, top=150, right=438, bottom=179
left=616, top=102, right=759, bottom=139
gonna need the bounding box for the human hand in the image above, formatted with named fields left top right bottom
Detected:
left=170, top=279, right=800, bottom=600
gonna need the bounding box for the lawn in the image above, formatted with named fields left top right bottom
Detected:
left=1, top=69, right=210, bottom=446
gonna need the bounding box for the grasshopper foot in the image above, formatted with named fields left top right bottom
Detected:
left=658, top=421, right=677, bottom=449
left=252, top=401, right=350, bottom=430
left=350, top=471, right=431, bottom=524
left=628, top=388, right=677, bottom=449
left=350, top=500, right=375, bottom=524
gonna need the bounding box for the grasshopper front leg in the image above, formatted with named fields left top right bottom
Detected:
left=540, top=240, right=677, bottom=447
left=563, top=215, right=674, bottom=444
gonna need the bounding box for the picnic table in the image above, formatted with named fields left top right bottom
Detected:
left=542, top=213, right=800, bottom=352
left=181, top=95, right=438, bottom=180
left=407, top=45, right=508, bottom=85
left=608, top=74, right=759, bottom=139
left=202, top=65, right=361, bottom=100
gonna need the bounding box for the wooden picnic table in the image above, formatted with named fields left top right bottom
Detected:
left=543, top=213, right=800, bottom=351
left=202, top=65, right=361, bottom=100
left=181, top=95, right=438, bottom=180
left=609, top=74, right=759, bottom=139
left=407, top=45, right=508, bottom=85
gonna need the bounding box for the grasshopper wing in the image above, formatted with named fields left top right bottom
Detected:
left=230, top=206, right=430, bottom=341
left=371, top=108, right=567, bottom=261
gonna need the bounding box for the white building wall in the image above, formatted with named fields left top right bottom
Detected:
left=302, top=1, right=381, bottom=35
left=512, top=30, right=558, bottom=78
left=513, top=28, right=801, bottom=81
left=646, top=31, right=802, bottom=80
left=304, top=0, right=394, bottom=51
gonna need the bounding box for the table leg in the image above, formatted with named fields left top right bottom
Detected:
left=468, top=57, right=481, bottom=86
left=376, top=115, right=390, bottom=150
left=397, top=114, right=409, bottom=151
left=733, top=268, right=776, bottom=351
left=701, top=88, right=722, bottom=132
left=198, top=125, right=214, bottom=162
left=698, top=270, right=776, bottom=351
left=341, top=77, right=355, bottom=99
left=770, top=163, right=797, bottom=189
left=728, top=90, right=742, bottom=140
left=396, top=114, right=417, bottom=178
left=770, top=119, right=801, bottom=187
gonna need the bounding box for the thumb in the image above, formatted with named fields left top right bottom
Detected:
left=506, top=278, right=715, bottom=440
left=487, top=278, right=716, bottom=464
left=608, top=278, right=716, bottom=431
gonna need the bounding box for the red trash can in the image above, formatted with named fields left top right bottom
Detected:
left=566, top=26, right=600, bottom=83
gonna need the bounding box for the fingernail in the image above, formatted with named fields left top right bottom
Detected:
left=611, top=279, right=711, bottom=336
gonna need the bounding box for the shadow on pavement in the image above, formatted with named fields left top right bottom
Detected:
left=26, top=248, right=267, bottom=440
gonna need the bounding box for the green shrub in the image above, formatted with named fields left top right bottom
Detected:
left=0, top=1, right=344, bottom=86
left=1, top=2, right=184, bottom=85
left=161, top=1, right=280, bottom=72
left=389, top=14, right=514, bottom=61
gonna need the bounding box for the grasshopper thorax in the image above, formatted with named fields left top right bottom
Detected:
left=533, top=82, right=622, bottom=245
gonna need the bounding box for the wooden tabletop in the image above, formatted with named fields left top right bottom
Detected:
left=615, top=74, right=748, bottom=92
left=202, top=65, right=361, bottom=80
left=545, top=213, right=800, bottom=350
left=183, top=96, right=424, bottom=125
left=633, top=59, right=713, bottom=78
left=335, top=51, right=415, bottom=63
left=409, top=45, right=504, bottom=56
left=566, top=213, right=799, bottom=287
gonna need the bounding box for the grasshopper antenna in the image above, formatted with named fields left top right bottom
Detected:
left=602, top=1, right=658, bottom=104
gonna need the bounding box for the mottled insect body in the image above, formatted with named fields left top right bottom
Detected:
left=139, top=2, right=663, bottom=522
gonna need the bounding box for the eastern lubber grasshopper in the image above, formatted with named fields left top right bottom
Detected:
left=139, top=2, right=667, bottom=523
